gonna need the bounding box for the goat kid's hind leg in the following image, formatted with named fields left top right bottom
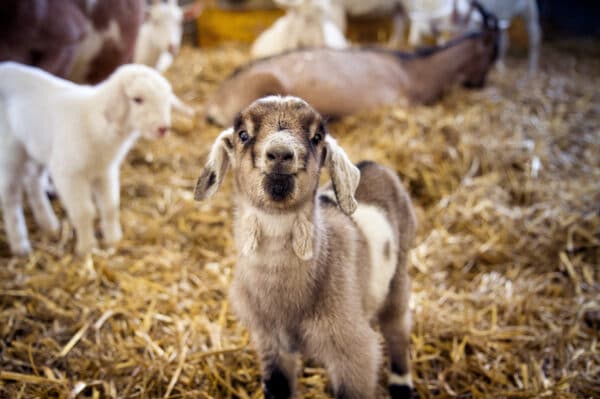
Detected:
left=93, top=167, right=122, bottom=247
left=379, top=253, right=415, bottom=399
left=24, top=163, right=59, bottom=236
left=52, top=173, right=97, bottom=255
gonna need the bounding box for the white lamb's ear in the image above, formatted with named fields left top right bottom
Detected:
left=324, top=135, right=360, bottom=215
left=194, top=128, right=234, bottom=201
left=104, top=80, right=129, bottom=127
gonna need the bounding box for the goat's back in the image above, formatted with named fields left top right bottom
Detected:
left=351, top=161, right=416, bottom=314
left=0, top=62, right=78, bottom=96
left=354, top=161, right=416, bottom=252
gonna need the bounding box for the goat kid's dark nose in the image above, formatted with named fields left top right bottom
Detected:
left=266, top=148, right=294, bottom=163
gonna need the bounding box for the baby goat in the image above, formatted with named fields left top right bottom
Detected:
left=194, top=96, right=417, bottom=398
left=251, top=0, right=348, bottom=60
left=0, top=62, right=181, bottom=255
left=134, top=0, right=184, bottom=72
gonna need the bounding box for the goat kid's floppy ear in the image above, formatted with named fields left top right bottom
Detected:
left=194, top=128, right=234, bottom=201
left=324, top=135, right=360, bottom=215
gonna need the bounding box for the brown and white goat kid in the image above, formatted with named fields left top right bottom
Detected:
left=194, top=96, right=417, bottom=398
left=0, top=0, right=145, bottom=84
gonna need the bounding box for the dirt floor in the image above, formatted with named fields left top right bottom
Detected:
left=1, top=40, right=599, bottom=398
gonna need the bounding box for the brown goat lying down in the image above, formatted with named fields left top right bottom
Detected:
left=206, top=8, right=498, bottom=127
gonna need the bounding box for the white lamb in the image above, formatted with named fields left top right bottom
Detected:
left=475, top=0, right=541, bottom=73
left=134, top=0, right=183, bottom=72
left=336, top=0, right=463, bottom=48
left=0, top=62, right=181, bottom=256
left=404, top=0, right=468, bottom=46
left=251, top=0, right=349, bottom=60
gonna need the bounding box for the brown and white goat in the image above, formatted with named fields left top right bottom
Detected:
left=194, top=96, right=417, bottom=398
left=0, top=0, right=145, bottom=84
left=206, top=11, right=498, bottom=126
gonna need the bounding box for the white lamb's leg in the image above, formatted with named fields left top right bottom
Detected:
left=155, top=52, right=174, bottom=73
left=93, top=166, right=122, bottom=247
left=0, top=144, right=31, bottom=255
left=524, top=0, right=541, bottom=74
left=496, top=27, right=510, bottom=73
left=389, top=13, right=406, bottom=48
left=23, top=163, right=59, bottom=235
left=53, top=173, right=97, bottom=255
left=408, top=20, right=422, bottom=47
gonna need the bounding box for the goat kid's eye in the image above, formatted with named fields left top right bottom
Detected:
left=133, top=97, right=144, bottom=104
left=238, top=130, right=249, bottom=143
left=311, top=133, right=322, bottom=146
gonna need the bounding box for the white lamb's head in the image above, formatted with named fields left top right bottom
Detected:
left=108, top=64, right=177, bottom=139
left=147, top=0, right=184, bottom=56
left=276, top=0, right=331, bottom=16
left=195, top=96, right=360, bottom=215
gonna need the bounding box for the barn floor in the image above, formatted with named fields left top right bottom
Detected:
left=1, top=40, right=599, bottom=399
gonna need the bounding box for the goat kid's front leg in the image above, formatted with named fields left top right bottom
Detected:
left=312, top=320, right=381, bottom=399
left=252, top=329, right=299, bottom=399
left=53, top=173, right=97, bottom=255
left=93, top=167, right=122, bottom=247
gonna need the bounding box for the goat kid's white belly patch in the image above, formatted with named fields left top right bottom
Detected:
left=351, top=203, right=396, bottom=307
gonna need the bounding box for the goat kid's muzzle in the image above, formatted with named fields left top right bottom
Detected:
left=263, top=173, right=295, bottom=202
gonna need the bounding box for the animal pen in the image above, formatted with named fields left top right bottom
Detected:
left=0, top=1, right=599, bottom=399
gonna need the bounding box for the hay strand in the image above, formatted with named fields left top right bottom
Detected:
left=1, top=40, right=599, bottom=398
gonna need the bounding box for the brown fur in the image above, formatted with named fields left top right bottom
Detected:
left=0, top=0, right=86, bottom=78
left=82, top=0, right=144, bottom=83
left=0, top=0, right=144, bottom=83
left=195, top=97, right=417, bottom=398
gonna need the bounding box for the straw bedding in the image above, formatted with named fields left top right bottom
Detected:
left=1, top=41, right=599, bottom=399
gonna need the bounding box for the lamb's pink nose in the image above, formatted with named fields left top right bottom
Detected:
left=157, top=126, right=168, bottom=137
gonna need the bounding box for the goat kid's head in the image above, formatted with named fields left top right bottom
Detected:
left=107, top=64, right=185, bottom=139
left=147, top=0, right=183, bottom=56
left=461, top=1, right=499, bottom=88
left=195, top=96, right=359, bottom=215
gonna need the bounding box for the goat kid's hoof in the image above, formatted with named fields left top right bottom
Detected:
left=389, top=384, right=419, bottom=399
left=11, top=240, right=32, bottom=257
